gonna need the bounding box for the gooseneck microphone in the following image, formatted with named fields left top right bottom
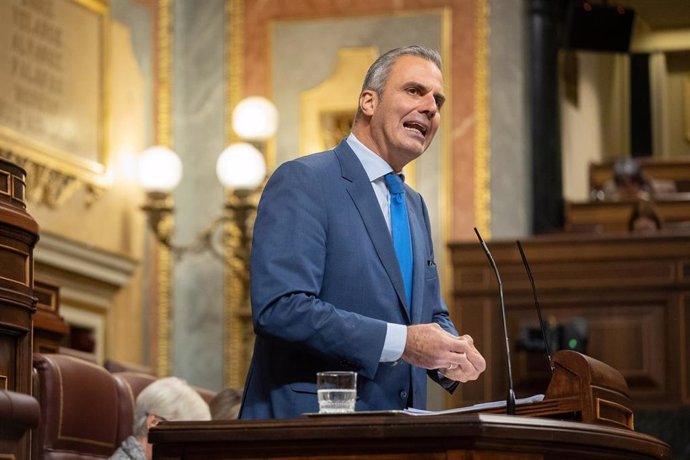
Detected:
left=473, top=228, right=516, bottom=415
left=516, top=240, right=554, bottom=373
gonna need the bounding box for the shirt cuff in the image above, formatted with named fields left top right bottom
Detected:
left=379, top=323, right=407, bottom=362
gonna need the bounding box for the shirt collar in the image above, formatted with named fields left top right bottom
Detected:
left=346, top=133, right=393, bottom=182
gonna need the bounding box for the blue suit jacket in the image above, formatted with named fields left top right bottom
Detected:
left=239, top=140, right=458, bottom=419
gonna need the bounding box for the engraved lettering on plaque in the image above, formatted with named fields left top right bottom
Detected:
left=0, top=0, right=107, bottom=186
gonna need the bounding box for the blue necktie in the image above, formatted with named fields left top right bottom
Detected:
left=384, top=173, right=413, bottom=307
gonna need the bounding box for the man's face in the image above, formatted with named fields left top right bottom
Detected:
left=366, top=55, right=445, bottom=171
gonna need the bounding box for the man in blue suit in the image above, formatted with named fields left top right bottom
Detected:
left=240, top=45, right=486, bottom=419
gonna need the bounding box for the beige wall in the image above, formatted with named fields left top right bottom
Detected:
left=652, top=51, right=690, bottom=158
left=29, top=20, right=148, bottom=365
left=560, top=52, right=630, bottom=201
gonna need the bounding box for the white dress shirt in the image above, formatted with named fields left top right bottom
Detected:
left=346, top=134, right=407, bottom=363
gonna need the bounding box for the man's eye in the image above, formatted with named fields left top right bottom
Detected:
left=407, top=87, right=419, bottom=95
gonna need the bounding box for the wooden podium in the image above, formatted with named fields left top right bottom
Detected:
left=150, top=351, right=671, bottom=459
left=150, top=414, right=669, bottom=459
left=476, top=350, right=634, bottom=430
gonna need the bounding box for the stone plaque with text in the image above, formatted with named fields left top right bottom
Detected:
left=0, top=0, right=108, bottom=183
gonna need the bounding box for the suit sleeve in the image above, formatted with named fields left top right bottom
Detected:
left=250, top=160, right=387, bottom=380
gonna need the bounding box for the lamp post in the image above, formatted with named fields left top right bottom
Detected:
left=216, top=143, right=266, bottom=389
left=137, top=96, right=276, bottom=385
left=137, top=145, right=182, bottom=377
left=221, top=97, right=276, bottom=389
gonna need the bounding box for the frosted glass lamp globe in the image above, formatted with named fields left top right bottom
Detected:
left=216, top=143, right=266, bottom=190
left=231, top=96, right=278, bottom=141
left=137, top=146, right=183, bottom=192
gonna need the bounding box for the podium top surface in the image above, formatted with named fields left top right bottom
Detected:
left=150, top=413, right=671, bottom=460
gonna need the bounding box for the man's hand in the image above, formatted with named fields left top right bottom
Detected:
left=402, top=323, right=486, bottom=383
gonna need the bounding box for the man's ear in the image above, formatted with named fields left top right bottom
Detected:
left=359, top=89, right=378, bottom=117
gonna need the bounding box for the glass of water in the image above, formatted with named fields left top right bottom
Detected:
left=317, top=371, right=356, bottom=414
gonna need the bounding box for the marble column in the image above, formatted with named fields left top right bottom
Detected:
left=527, top=0, right=564, bottom=233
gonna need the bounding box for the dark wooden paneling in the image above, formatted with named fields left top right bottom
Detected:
left=590, top=158, right=690, bottom=193
left=685, top=294, right=690, bottom=404
left=449, top=233, right=690, bottom=410
left=0, top=159, right=39, bottom=459
left=32, top=280, right=68, bottom=354
left=565, top=198, right=690, bottom=233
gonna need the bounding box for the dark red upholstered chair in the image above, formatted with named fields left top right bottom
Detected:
left=32, top=353, right=134, bottom=459
left=0, top=390, right=40, bottom=458
left=111, top=371, right=157, bottom=403
left=103, top=359, right=154, bottom=375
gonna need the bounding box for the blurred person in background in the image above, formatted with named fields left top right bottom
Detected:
left=110, top=377, right=211, bottom=460
left=209, top=387, right=243, bottom=420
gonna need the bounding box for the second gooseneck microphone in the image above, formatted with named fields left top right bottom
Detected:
left=473, top=228, right=516, bottom=415
left=516, top=240, right=554, bottom=373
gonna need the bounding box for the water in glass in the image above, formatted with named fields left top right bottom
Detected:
left=318, top=388, right=356, bottom=413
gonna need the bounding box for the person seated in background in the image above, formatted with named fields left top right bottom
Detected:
left=209, top=387, right=243, bottom=420
left=628, top=200, right=663, bottom=234
left=110, top=377, right=211, bottom=460
left=603, top=157, right=652, bottom=201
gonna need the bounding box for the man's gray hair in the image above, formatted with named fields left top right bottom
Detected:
left=132, top=377, right=211, bottom=437
left=355, top=45, right=442, bottom=119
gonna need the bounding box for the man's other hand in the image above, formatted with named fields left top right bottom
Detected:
left=402, top=323, right=486, bottom=383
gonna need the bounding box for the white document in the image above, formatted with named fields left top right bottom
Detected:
left=403, top=394, right=545, bottom=416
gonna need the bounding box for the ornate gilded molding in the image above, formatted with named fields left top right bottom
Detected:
left=225, top=0, right=248, bottom=389
left=0, top=149, right=103, bottom=207
left=226, top=0, right=244, bottom=147
left=439, top=6, right=453, bottom=303
left=473, top=0, right=491, bottom=238
left=685, top=74, right=690, bottom=142
left=224, top=4, right=459, bottom=389
left=298, top=47, right=377, bottom=156
left=155, top=0, right=174, bottom=378
left=156, top=0, right=173, bottom=148
left=223, top=188, right=257, bottom=390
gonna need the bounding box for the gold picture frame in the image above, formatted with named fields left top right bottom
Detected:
left=685, top=73, right=690, bottom=143
left=225, top=0, right=489, bottom=394
left=0, top=0, right=110, bottom=207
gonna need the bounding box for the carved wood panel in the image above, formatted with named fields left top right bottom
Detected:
left=449, top=233, right=690, bottom=410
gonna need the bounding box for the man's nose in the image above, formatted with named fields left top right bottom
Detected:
left=419, top=93, right=438, bottom=118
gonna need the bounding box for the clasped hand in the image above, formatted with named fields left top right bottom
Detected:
left=401, top=323, right=486, bottom=383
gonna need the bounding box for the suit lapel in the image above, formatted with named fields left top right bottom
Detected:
left=334, top=141, right=410, bottom=321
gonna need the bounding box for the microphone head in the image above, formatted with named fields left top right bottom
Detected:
left=473, top=227, right=485, bottom=244
left=516, top=240, right=554, bottom=374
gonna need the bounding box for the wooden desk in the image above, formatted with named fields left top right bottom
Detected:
left=564, top=196, right=690, bottom=233
left=150, top=413, right=670, bottom=459
left=590, top=157, right=690, bottom=193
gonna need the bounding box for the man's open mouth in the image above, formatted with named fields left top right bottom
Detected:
left=403, top=121, right=427, bottom=137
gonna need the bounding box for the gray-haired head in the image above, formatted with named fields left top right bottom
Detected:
left=354, top=45, right=442, bottom=120
left=613, top=157, right=646, bottom=186
left=132, top=377, right=211, bottom=438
